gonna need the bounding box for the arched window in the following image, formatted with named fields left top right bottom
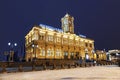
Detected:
left=56, top=49, right=60, bottom=56
left=47, top=48, right=51, bottom=56
left=40, top=48, right=45, bottom=56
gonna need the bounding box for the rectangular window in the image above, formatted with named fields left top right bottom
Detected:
left=63, top=38, right=68, bottom=44
left=64, top=52, right=68, bottom=56
left=56, top=52, right=60, bottom=56
left=85, top=43, right=88, bottom=47
left=47, top=49, right=51, bottom=56
left=40, top=49, right=45, bottom=56
left=48, top=35, right=53, bottom=41
left=56, top=37, right=61, bottom=42
left=32, top=31, right=39, bottom=40
left=47, top=48, right=54, bottom=56
left=39, top=33, right=45, bottom=40
left=69, top=39, right=73, bottom=45
left=28, top=37, right=31, bottom=43
left=56, top=49, right=61, bottom=56
left=90, top=44, right=92, bottom=48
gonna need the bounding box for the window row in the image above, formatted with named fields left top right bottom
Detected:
left=85, top=43, right=93, bottom=48
left=36, top=48, right=62, bottom=57
left=26, top=33, right=93, bottom=48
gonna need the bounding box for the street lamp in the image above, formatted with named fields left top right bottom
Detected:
left=8, top=42, right=17, bottom=62
left=32, top=44, right=38, bottom=61
left=92, top=50, right=95, bottom=60
left=8, top=42, right=17, bottom=49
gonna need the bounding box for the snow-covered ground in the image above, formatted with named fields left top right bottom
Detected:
left=0, top=65, right=120, bottom=80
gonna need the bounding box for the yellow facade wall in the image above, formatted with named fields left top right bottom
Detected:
left=25, top=26, right=94, bottom=61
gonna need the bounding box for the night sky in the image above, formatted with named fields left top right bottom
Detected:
left=0, top=0, right=120, bottom=52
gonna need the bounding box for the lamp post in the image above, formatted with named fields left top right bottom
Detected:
left=92, top=50, right=96, bottom=65
left=8, top=42, right=17, bottom=49
left=92, top=50, right=95, bottom=60
left=85, top=48, right=89, bottom=60
left=32, top=44, right=38, bottom=61
left=8, top=42, right=17, bottom=62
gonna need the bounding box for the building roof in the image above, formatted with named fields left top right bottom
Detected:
left=64, top=13, right=71, bottom=17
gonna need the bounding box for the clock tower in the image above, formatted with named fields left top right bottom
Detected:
left=61, top=13, right=74, bottom=33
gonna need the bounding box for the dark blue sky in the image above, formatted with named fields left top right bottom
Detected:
left=0, top=0, right=120, bottom=51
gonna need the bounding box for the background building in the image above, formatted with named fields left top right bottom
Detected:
left=25, top=14, right=94, bottom=61
left=108, top=50, right=120, bottom=61
left=95, top=50, right=107, bottom=61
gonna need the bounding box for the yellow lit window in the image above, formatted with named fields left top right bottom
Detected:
left=47, top=48, right=54, bottom=56
left=39, top=33, right=45, bottom=40
left=48, top=35, right=53, bottom=41
left=47, top=49, right=51, bottom=56
left=32, top=31, right=39, bottom=40
left=40, top=48, right=45, bottom=56
left=56, top=37, right=61, bottom=42
left=63, top=38, right=68, bottom=44
left=56, top=49, right=61, bottom=56
left=69, top=39, right=73, bottom=45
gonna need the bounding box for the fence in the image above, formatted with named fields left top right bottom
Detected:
left=0, top=60, right=116, bottom=73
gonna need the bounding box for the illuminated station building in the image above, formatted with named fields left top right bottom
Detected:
left=25, top=14, right=95, bottom=61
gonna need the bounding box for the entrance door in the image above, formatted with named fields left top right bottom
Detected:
left=64, top=51, right=68, bottom=59
left=85, top=53, right=89, bottom=60
left=76, top=52, right=79, bottom=59
left=70, top=52, right=74, bottom=59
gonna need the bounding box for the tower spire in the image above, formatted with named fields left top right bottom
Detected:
left=61, top=14, right=74, bottom=33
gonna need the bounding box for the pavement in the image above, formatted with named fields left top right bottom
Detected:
left=0, top=65, right=120, bottom=80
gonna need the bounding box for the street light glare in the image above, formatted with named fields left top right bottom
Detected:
left=36, top=45, right=38, bottom=48
left=8, top=42, right=11, bottom=46
left=86, top=54, right=89, bottom=60
left=32, top=44, right=35, bottom=47
left=14, top=43, right=17, bottom=46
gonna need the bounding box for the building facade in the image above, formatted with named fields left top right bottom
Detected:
left=25, top=14, right=94, bottom=61
left=108, top=50, right=120, bottom=61
left=96, top=50, right=107, bottom=61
